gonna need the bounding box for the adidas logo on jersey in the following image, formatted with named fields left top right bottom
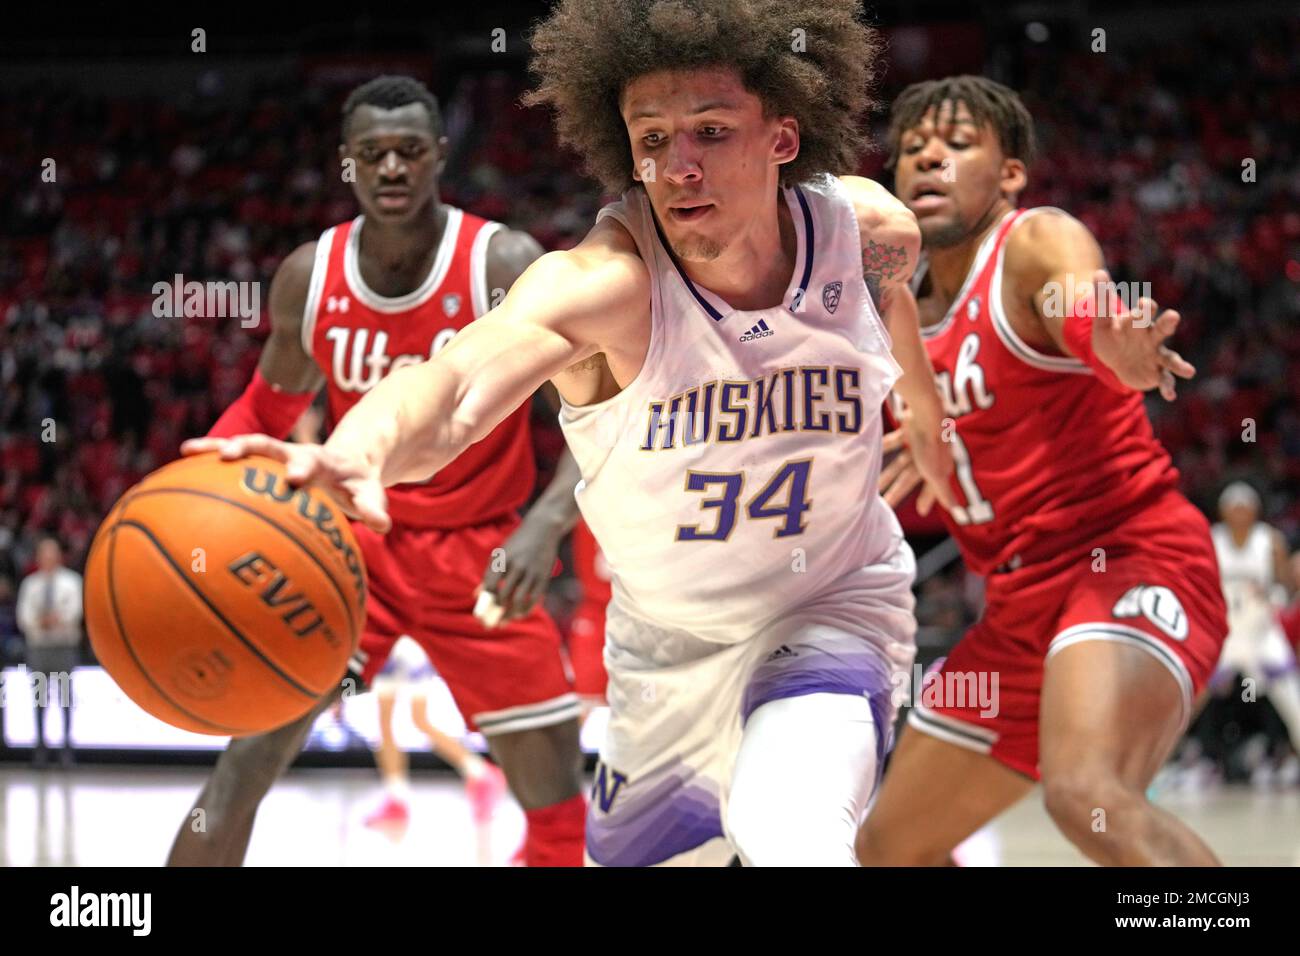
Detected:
left=739, top=319, right=774, bottom=342
left=765, top=644, right=798, bottom=662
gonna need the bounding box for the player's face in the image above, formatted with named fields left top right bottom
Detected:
left=622, top=68, right=798, bottom=262
left=893, top=101, right=1025, bottom=249
left=1222, top=500, right=1258, bottom=531
left=339, top=104, right=447, bottom=224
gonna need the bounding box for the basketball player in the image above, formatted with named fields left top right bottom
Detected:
left=186, top=0, right=958, bottom=865
left=855, top=76, right=1229, bottom=866
left=169, top=76, right=587, bottom=867
left=1211, top=481, right=1300, bottom=758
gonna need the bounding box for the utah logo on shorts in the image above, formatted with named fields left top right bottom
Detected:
left=1113, top=585, right=1189, bottom=641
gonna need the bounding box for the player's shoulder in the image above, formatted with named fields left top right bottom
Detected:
left=484, top=226, right=546, bottom=293
left=267, top=241, right=319, bottom=331
left=1002, top=207, right=1102, bottom=299
left=273, top=241, right=319, bottom=293
left=835, top=175, right=921, bottom=257
left=836, top=174, right=896, bottom=208
left=836, top=175, right=914, bottom=225
left=558, top=213, right=650, bottom=297
left=1004, top=207, right=1095, bottom=262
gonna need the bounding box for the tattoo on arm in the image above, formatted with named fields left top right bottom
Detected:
left=862, top=239, right=909, bottom=312
left=565, top=353, right=605, bottom=374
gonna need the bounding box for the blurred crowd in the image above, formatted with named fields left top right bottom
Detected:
left=0, top=15, right=1296, bottom=668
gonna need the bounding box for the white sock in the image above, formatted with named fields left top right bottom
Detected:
left=726, top=692, right=879, bottom=866
left=384, top=772, right=411, bottom=801
left=461, top=752, right=488, bottom=782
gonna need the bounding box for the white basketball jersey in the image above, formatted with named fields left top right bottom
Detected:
left=1212, top=522, right=1277, bottom=612
left=559, top=176, right=905, bottom=642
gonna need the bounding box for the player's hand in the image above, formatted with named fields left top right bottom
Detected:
left=879, top=413, right=957, bottom=516
left=476, top=512, right=566, bottom=624
left=1085, top=269, right=1195, bottom=401
left=181, top=434, right=392, bottom=533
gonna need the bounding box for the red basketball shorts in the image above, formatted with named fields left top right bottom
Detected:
left=351, top=514, right=579, bottom=737
left=909, top=491, right=1228, bottom=780
left=567, top=597, right=608, bottom=703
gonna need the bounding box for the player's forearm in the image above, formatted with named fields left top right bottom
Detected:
left=885, top=285, right=944, bottom=431
left=325, top=361, right=471, bottom=487
left=525, top=447, right=583, bottom=536
left=326, top=317, right=578, bottom=487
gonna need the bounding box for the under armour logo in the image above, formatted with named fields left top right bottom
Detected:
left=326, top=296, right=350, bottom=313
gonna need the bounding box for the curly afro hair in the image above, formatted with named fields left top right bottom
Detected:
left=523, top=0, right=883, bottom=193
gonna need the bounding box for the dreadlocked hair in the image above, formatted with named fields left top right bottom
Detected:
left=885, top=75, right=1036, bottom=170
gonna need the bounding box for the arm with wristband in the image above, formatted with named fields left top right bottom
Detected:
left=208, top=242, right=324, bottom=440
left=1007, top=208, right=1195, bottom=401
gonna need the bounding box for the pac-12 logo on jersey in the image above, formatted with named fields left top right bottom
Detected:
left=822, top=280, right=842, bottom=313
left=1113, top=584, right=1189, bottom=641
left=323, top=326, right=457, bottom=393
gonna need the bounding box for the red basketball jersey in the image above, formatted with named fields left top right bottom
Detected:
left=303, top=209, right=535, bottom=529
left=916, top=207, right=1180, bottom=575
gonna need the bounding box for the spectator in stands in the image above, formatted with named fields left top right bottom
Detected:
left=15, top=535, right=82, bottom=768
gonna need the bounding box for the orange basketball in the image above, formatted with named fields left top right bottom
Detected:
left=84, top=452, right=368, bottom=737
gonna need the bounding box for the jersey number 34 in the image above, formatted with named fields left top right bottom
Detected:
left=676, top=459, right=812, bottom=541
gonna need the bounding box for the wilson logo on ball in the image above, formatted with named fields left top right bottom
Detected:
left=228, top=552, right=344, bottom=648
left=239, top=467, right=366, bottom=607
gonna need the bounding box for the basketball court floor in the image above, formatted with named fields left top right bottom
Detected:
left=2, top=764, right=1296, bottom=866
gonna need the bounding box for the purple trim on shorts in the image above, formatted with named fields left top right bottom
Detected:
left=1264, top=660, right=1299, bottom=681
left=1212, top=662, right=1299, bottom=687
left=586, top=759, right=724, bottom=867
left=740, top=641, right=898, bottom=787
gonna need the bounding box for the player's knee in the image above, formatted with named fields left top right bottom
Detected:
left=1041, top=770, right=1135, bottom=841
left=855, top=814, right=950, bottom=867
left=490, top=720, right=582, bottom=806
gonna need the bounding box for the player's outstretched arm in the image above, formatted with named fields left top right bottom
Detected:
left=1007, top=209, right=1195, bottom=400
left=189, top=219, right=649, bottom=532
left=335, top=220, right=646, bottom=486
left=840, top=175, right=955, bottom=514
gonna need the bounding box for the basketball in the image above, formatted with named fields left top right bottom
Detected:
left=83, top=452, right=368, bottom=737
